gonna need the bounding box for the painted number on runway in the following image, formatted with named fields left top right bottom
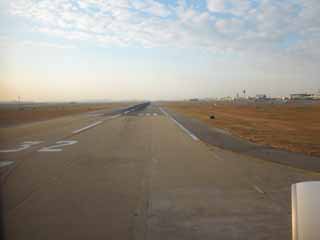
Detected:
left=0, top=141, right=42, bottom=153
left=38, top=140, right=78, bottom=152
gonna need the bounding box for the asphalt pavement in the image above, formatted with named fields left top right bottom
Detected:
left=1, top=103, right=319, bottom=240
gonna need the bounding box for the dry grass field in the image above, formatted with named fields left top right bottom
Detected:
left=163, top=101, right=320, bottom=157
left=0, top=102, right=131, bottom=127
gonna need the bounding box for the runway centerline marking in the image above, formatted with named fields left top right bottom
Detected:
left=72, top=121, right=103, bottom=134
left=160, top=107, right=199, bottom=141
left=73, top=113, right=122, bottom=134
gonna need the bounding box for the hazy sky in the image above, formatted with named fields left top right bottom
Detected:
left=0, top=0, right=319, bottom=101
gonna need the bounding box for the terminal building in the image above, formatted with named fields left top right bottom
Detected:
left=255, top=94, right=267, bottom=100
left=290, top=93, right=314, bottom=100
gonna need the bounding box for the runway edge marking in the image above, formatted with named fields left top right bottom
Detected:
left=159, top=107, right=199, bottom=141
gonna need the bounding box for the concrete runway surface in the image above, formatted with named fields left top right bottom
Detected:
left=1, top=103, right=320, bottom=240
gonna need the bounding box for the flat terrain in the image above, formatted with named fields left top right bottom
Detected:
left=162, top=101, right=320, bottom=157
left=1, top=103, right=320, bottom=240
left=0, top=102, right=132, bottom=127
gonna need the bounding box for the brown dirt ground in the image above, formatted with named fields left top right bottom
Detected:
left=0, top=102, right=131, bottom=127
left=163, top=101, right=320, bottom=157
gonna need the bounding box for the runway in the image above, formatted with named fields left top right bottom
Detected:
left=1, top=103, right=319, bottom=240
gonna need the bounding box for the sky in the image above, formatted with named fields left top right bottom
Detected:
left=0, top=0, right=319, bottom=101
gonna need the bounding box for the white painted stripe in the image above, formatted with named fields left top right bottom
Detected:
left=159, top=108, right=199, bottom=141
left=0, top=161, right=14, bottom=168
left=124, top=111, right=130, bottom=114
left=253, top=185, right=265, bottom=194
left=146, top=113, right=151, bottom=116
left=160, top=108, right=170, bottom=117
left=38, top=140, right=78, bottom=152
left=88, top=113, right=103, bottom=117
left=153, top=113, right=158, bottom=116
left=0, top=141, right=42, bottom=153
left=0, top=149, right=22, bottom=153
left=72, top=121, right=103, bottom=134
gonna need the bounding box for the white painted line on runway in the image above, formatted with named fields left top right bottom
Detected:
left=88, top=113, right=103, bottom=117
left=0, top=141, right=43, bottom=153
left=72, top=121, right=103, bottom=134
left=73, top=113, right=122, bottom=134
left=253, top=185, right=265, bottom=194
left=38, top=140, right=78, bottom=152
left=0, top=161, right=14, bottom=168
left=146, top=113, right=151, bottom=116
left=153, top=113, right=158, bottom=116
left=160, top=108, right=199, bottom=141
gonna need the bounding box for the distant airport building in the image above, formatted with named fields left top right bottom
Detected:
left=312, top=94, right=320, bottom=100
left=220, top=96, right=233, bottom=101
left=312, top=90, right=320, bottom=100
left=255, top=94, right=267, bottom=100
left=290, top=93, right=313, bottom=100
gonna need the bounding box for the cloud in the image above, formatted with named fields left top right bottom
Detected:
left=5, top=0, right=320, bottom=61
left=207, top=0, right=251, bottom=16
left=0, top=36, right=75, bottom=49
left=132, top=0, right=171, bottom=17
left=207, top=0, right=225, bottom=12
left=21, top=40, right=76, bottom=49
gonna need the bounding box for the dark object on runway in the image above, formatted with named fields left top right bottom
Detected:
left=209, top=115, right=215, bottom=119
